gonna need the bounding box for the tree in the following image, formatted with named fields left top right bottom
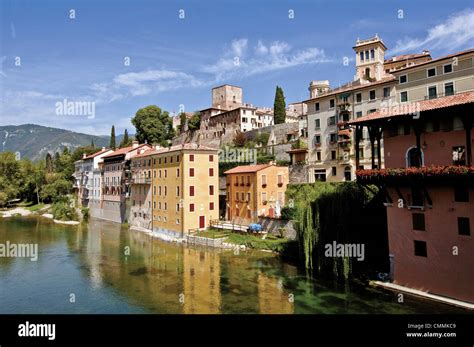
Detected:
left=45, top=153, right=54, bottom=173
left=187, top=112, right=201, bottom=132
left=110, top=125, right=116, bottom=150
left=131, top=105, right=174, bottom=146
left=273, top=86, right=286, bottom=124
left=233, top=131, right=246, bottom=147
left=90, top=139, right=95, bottom=148
left=119, top=129, right=132, bottom=148
left=179, top=112, right=187, bottom=133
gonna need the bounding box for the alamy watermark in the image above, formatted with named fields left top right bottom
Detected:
left=55, top=98, right=95, bottom=119
left=0, top=241, right=38, bottom=261
left=325, top=241, right=365, bottom=261
left=380, top=99, right=421, bottom=119
left=218, top=146, right=257, bottom=164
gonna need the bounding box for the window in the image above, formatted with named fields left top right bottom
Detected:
left=314, top=169, right=326, bottom=182
left=365, top=51, right=369, bottom=61
left=444, top=82, right=454, bottom=96
left=400, top=91, right=408, bottom=102
left=331, top=150, right=336, bottom=160
left=315, top=119, right=321, bottom=129
left=246, top=176, right=250, bottom=185
left=454, top=185, right=469, bottom=202
left=235, top=192, right=239, bottom=201
left=414, top=240, right=427, bottom=257
left=331, top=167, right=337, bottom=176
left=261, top=192, right=267, bottom=202
left=314, top=135, right=321, bottom=146
left=189, top=186, right=195, bottom=196
left=410, top=187, right=424, bottom=207
left=329, top=99, right=335, bottom=108
left=328, top=116, right=336, bottom=126
left=356, top=111, right=362, bottom=118
left=383, top=87, right=390, bottom=98
left=400, top=75, right=407, bottom=84
left=452, top=146, right=465, bottom=165
left=360, top=52, right=364, bottom=62
left=316, top=151, right=322, bottom=161
left=176, top=186, right=180, bottom=196
left=189, top=154, right=194, bottom=162
left=209, top=202, right=214, bottom=210
left=344, top=166, right=351, bottom=181
left=427, top=68, right=436, bottom=77
left=189, top=203, right=195, bottom=212
left=164, top=186, right=167, bottom=196
left=241, top=192, right=245, bottom=201
left=189, top=168, right=194, bottom=177
left=356, top=93, right=362, bottom=103
left=358, top=148, right=364, bottom=159
left=412, top=213, right=425, bottom=231
left=370, top=49, right=375, bottom=60
left=209, top=168, right=214, bottom=176
left=443, top=64, right=453, bottom=74
left=277, top=174, right=283, bottom=185
left=262, top=175, right=267, bottom=186
left=177, top=155, right=180, bottom=162
left=330, top=133, right=337, bottom=143
left=209, top=155, right=214, bottom=162
left=315, top=103, right=320, bottom=111
left=247, top=192, right=251, bottom=202
left=407, top=147, right=422, bottom=167
left=458, top=217, right=470, bottom=235
left=176, top=203, right=180, bottom=212
left=164, top=170, right=167, bottom=178
left=366, top=90, right=375, bottom=101
left=428, top=86, right=437, bottom=99
left=177, top=168, right=180, bottom=177
left=209, top=185, right=214, bottom=195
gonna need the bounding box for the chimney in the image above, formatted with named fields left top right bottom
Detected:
left=132, top=140, right=139, bottom=149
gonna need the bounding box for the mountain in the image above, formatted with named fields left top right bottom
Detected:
left=0, top=124, right=127, bottom=161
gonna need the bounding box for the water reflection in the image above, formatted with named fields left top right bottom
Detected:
left=0, top=216, right=467, bottom=314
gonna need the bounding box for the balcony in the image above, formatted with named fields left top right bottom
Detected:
left=132, top=177, right=152, bottom=184
left=356, top=165, right=474, bottom=185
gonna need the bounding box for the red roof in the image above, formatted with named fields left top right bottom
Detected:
left=349, top=91, right=474, bottom=125
left=224, top=164, right=271, bottom=175
left=83, top=148, right=111, bottom=160
left=384, top=52, right=430, bottom=64
left=102, top=144, right=151, bottom=158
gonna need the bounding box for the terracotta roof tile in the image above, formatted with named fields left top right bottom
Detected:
left=83, top=148, right=111, bottom=160
left=102, top=144, right=151, bottom=158
left=349, top=91, right=474, bottom=125
left=224, top=164, right=271, bottom=175
left=132, top=143, right=218, bottom=158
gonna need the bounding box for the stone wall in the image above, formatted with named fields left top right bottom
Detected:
left=289, top=164, right=309, bottom=184
left=257, top=217, right=297, bottom=240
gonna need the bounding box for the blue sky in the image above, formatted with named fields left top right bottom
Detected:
left=1, top=0, right=473, bottom=135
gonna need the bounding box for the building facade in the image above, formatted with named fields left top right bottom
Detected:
left=305, top=35, right=433, bottom=183
left=224, top=163, right=289, bottom=223
left=351, top=48, right=474, bottom=303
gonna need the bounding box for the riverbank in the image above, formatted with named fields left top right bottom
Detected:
left=0, top=203, right=79, bottom=225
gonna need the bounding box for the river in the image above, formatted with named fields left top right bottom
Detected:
left=0, top=216, right=466, bottom=314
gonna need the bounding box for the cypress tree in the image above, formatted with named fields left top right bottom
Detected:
left=110, top=125, right=116, bottom=150
left=273, top=86, right=286, bottom=124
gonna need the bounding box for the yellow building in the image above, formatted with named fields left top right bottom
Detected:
left=136, top=144, right=219, bottom=238
left=224, top=163, right=289, bottom=223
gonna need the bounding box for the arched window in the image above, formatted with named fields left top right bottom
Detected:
left=365, top=68, right=371, bottom=79
left=344, top=166, right=352, bottom=181
left=406, top=147, right=423, bottom=167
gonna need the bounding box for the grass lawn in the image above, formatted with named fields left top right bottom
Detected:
left=195, top=228, right=291, bottom=252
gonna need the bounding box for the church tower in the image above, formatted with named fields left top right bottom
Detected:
left=353, top=34, right=388, bottom=83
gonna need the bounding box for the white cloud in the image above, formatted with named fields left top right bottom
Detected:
left=202, top=38, right=331, bottom=81
left=390, top=8, right=474, bottom=55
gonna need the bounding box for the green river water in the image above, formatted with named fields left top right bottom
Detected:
left=0, top=216, right=467, bottom=314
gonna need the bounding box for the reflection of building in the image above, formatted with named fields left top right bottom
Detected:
left=305, top=35, right=433, bottom=182
left=182, top=248, right=221, bottom=314
left=257, top=273, right=294, bottom=314
left=351, top=48, right=474, bottom=304
left=224, top=163, right=289, bottom=223
left=129, top=148, right=154, bottom=230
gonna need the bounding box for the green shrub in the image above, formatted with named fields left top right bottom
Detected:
left=51, top=201, right=79, bottom=221
left=81, top=207, right=90, bottom=222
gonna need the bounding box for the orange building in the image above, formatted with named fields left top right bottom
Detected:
left=224, top=163, right=289, bottom=223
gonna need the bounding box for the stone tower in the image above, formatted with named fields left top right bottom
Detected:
left=211, top=85, right=243, bottom=110
left=308, top=80, right=330, bottom=99
left=353, top=34, right=388, bottom=83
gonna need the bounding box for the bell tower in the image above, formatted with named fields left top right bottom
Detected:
left=353, top=34, right=387, bottom=83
